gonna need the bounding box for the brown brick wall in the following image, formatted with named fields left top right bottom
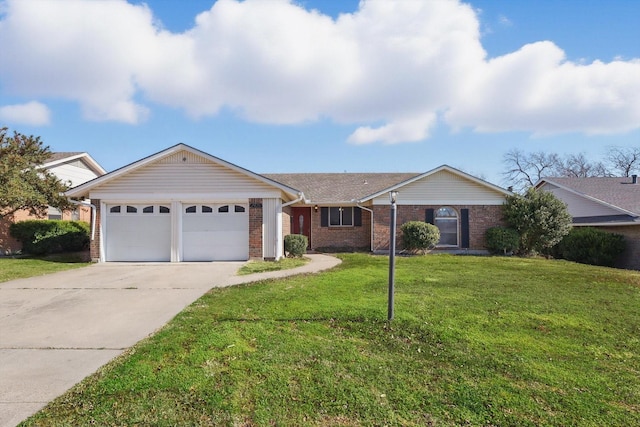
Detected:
left=0, top=210, right=38, bottom=253
left=249, top=198, right=263, bottom=259
left=310, top=207, right=371, bottom=251
left=282, top=206, right=291, bottom=237
left=90, top=200, right=101, bottom=262
left=598, top=225, right=640, bottom=270
left=373, top=204, right=505, bottom=251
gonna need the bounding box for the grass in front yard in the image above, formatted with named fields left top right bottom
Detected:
left=238, top=257, right=309, bottom=275
left=0, top=256, right=89, bottom=283
left=24, top=254, right=640, bottom=426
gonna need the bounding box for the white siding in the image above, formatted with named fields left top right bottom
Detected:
left=89, top=150, right=280, bottom=199
left=262, top=198, right=281, bottom=259
left=49, top=161, right=100, bottom=187
left=541, top=184, right=622, bottom=218
left=372, top=170, right=506, bottom=205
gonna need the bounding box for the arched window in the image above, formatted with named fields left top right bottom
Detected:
left=435, top=207, right=458, bottom=246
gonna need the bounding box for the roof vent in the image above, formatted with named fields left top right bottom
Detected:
left=633, top=174, right=638, bottom=184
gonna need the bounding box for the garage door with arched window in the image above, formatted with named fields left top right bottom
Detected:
left=182, top=203, right=249, bottom=261
left=105, top=204, right=171, bottom=261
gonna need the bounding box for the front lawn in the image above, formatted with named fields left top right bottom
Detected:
left=24, top=254, right=640, bottom=426
left=0, top=256, right=89, bottom=283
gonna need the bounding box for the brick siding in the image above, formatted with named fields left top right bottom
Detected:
left=90, top=200, right=102, bottom=262
left=373, top=204, right=505, bottom=251
left=309, top=207, right=371, bottom=251
left=249, top=198, right=263, bottom=259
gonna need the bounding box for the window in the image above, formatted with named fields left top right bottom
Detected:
left=218, top=205, right=229, bottom=213
left=126, top=206, right=137, bottom=213
left=143, top=206, right=154, bottom=213
left=110, top=206, right=121, bottom=213
left=159, top=206, right=170, bottom=214
left=48, top=206, right=62, bottom=220
left=185, top=205, right=197, bottom=213
left=435, top=207, right=458, bottom=246
left=202, top=205, right=213, bottom=213
left=234, top=205, right=245, bottom=213
left=329, top=207, right=353, bottom=227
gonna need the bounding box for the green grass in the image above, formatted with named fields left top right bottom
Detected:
left=23, top=254, right=640, bottom=426
left=0, top=256, right=89, bottom=283
left=238, top=257, right=309, bottom=275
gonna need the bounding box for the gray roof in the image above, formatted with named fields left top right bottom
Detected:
left=544, top=176, right=640, bottom=216
left=46, top=152, right=84, bottom=163
left=264, top=173, right=420, bottom=204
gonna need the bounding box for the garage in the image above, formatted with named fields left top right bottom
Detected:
left=65, top=144, right=299, bottom=262
left=105, top=204, right=171, bottom=262
left=182, top=203, right=249, bottom=261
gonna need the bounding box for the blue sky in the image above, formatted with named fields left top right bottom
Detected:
left=1, top=0, right=638, bottom=187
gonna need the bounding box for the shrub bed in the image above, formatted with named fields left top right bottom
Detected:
left=9, top=220, right=90, bottom=255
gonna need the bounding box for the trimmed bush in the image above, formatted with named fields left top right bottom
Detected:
left=485, top=226, right=520, bottom=255
left=553, top=227, right=625, bottom=267
left=9, top=220, right=90, bottom=255
left=284, top=234, right=308, bottom=257
left=401, top=221, right=440, bottom=253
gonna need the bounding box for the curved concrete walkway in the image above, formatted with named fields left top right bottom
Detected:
left=0, top=254, right=341, bottom=427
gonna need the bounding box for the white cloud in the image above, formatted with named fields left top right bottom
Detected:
left=0, top=0, right=638, bottom=142
left=0, top=101, right=51, bottom=125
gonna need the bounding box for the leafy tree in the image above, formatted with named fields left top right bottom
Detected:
left=503, top=188, right=572, bottom=255
left=0, top=127, right=71, bottom=216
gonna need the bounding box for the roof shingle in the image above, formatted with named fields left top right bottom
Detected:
left=263, top=173, right=420, bottom=203
left=545, top=176, right=640, bottom=215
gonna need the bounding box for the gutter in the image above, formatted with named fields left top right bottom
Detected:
left=68, top=199, right=97, bottom=240
left=282, top=192, right=306, bottom=207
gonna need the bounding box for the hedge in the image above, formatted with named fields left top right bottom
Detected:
left=9, top=220, right=90, bottom=255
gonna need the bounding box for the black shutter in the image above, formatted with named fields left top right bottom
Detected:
left=461, top=209, right=470, bottom=248
left=354, top=207, right=362, bottom=227
left=320, top=207, right=329, bottom=227
left=425, top=208, right=435, bottom=225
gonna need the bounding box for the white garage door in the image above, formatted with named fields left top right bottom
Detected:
left=105, top=204, right=171, bottom=262
left=183, top=204, right=249, bottom=261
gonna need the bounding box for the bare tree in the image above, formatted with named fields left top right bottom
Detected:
left=606, top=146, right=640, bottom=177
left=502, top=149, right=562, bottom=192
left=503, top=150, right=613, bottom=192
left=557, top=153, right=610, bottom=178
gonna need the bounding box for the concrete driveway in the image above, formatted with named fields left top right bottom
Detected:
left=0, top=255, right=340, bottom=427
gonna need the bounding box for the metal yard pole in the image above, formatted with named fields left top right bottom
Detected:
left=388, top=191, right=398, bottom=321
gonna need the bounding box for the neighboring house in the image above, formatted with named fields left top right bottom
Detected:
left=536, top=175, right=640, bottom=270
left=0, top=152, right=106, bottom=254
left=66, top=144, right=511, bottom=262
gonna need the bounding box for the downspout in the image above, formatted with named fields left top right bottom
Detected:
left=68, top=199, right=97, bottom=240
left=356, top=201, right=375, bottom=252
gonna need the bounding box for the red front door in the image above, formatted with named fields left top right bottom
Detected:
left=291, top=207, right=311, bottom=249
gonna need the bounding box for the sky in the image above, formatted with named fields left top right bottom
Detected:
left=0, top=0, right=639, bottom=187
